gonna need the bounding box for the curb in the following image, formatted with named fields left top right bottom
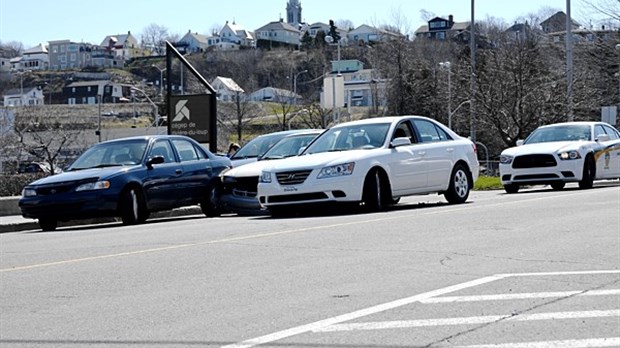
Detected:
left=0, top=206, right=204, bottom=234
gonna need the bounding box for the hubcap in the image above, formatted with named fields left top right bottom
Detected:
left=454, top=170, right=468, bottom=197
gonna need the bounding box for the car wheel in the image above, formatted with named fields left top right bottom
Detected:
left=551, top=182, right=565, bottom=190
left=444, top=164, right=471, bottom=204
left=201, top=185, right=222, bottom=217
left=268, top=206, right=290, bottom=218
left=120, top=187, right=146, bottom=225
left=39, top=218, right=57, bottom=231
left=504, top=184, right=519, bottom=194
left=578, top=156, right=595, bottom=189
left=362, top=169, right=384, bottom=212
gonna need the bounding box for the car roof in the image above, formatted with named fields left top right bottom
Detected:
left=330, top=115, right=434, bottom=128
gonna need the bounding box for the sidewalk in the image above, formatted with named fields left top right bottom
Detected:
left=0, top=206, right=204, bottom=234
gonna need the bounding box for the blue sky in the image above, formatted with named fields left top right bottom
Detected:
left=0, top=0, right=596, bottom=49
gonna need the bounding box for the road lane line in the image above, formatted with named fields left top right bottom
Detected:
left=453, top=337, right=620, bottom=348
left=220, top=274, right=508, bottom=348
left=314, top=310, right=620, bottom=332
left=2, top=190, right=618, bottom=273
left=421, top=289, right=620, bottom=303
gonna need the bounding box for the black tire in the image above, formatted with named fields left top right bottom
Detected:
left=201, top=185, right=221, bottom=217
left=268, top=206, right=290, bottom=218
left=551, top=182, right=565, bottom=190
left=578, top=156, right=595, bottom=189
left=361, top=169, right=384, bottom=212
left=39, top=218, right=57, bottom=231
left=120, top=187, right=147, bottom=225
left=504, top=184, right=519, bottom=194
left=444, top=164, right=471, bottom=204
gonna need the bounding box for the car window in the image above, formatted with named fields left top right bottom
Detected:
left=232, top=133, right=286, bottom=160
left=413, top=120, right=450, bottom=142
left=524, top=125, right=591, bottom=144
left=594, top=125, right=606, bottom=139
left=149, top=140, right=175, bottom=163
left=392, top=121, right=416, bottom=143
left=70, top=140, right=147, bottom=169
left=305, top=123, right=390, bottom=154
left=603, top=125, right=620, bottom=140
left=172, top=139, right=199, bottom=162
left=260, top=134, right=319, bottom=160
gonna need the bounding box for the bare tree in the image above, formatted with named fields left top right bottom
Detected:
left=141, top=23, right=170, bottom=55
left=13, top=106, right=90, bottom=173
left=335, top=19, right=355, bottom=31
left=0, top=40, right=24, bottom=57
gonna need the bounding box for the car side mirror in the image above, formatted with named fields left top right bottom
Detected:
left=390, top=137, right=411, bottom=148
left=516, top=140, right=524, bottom=146
left=146, top=155, right=165, bottom=169
left=596, top=134, right=610, bottom=142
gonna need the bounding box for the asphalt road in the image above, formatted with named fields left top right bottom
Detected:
left=1, top=183, right=619, bottom=348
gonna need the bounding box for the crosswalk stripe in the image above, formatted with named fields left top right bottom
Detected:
left=314, top=310, right=620, bottom=332
left=452, top=337, right=620, bottom=348
left=421, top=289, right=620, bottom=303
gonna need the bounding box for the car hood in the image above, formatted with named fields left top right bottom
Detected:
left=501, top=141, right=585, bottom=156
left=28, top=166, right=136, bottom=186
left=223, top=159, right=283, bottom=178
left=261, top=150, right=376, bottom=172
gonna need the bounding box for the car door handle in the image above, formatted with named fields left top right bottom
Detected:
left=175, top=169, right=183, bottom=174
left=418, top=151, right=426, bottom=156
left=446, top=147, right=454, bottom=153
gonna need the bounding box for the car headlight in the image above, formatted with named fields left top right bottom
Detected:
left=317, top=162, right=355, bottom=179
left=558, top=150, right=581, bottom=160
left=260, top=171, right=272, bottom=183
left=75, top=181, right=111, bottom=191
left=499, top=155, right=513, bottom=164
left=22, top=188, right=37, bottom=197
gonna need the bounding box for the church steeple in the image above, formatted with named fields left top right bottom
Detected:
left=286, top=0, right=302, bottom=26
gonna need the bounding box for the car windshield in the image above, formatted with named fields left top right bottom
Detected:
left=524, top=125, right=591, bottom=144
left=259, top=133, right=320, bottom=160
left=304, top=123, right=390, bottom=155
left=232, top=133, right=288, bottom=160
left=69, top=140, right=148, bottom=170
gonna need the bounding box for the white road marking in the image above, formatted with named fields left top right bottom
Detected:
left=453, top=337, right=620, bottom=348
left=421, top=289, right=620, bottom=303
left=221, top=274, right=507, bottom=348
left=314, top=310, right=620, bottom=332
left=222, top=270, right=620, bottom=348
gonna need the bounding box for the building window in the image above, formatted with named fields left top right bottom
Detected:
left=70, top=53, right=76, bottom=61
left=437, top=32, right=446, bottom=40
left=430, top=21, right=447, bottom=29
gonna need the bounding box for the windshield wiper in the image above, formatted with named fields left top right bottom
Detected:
left=71, top=164, right=123, bottom=170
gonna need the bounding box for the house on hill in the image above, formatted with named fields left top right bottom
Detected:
left=211, top=76, right=244, bottom=102
left=3, top=87, right=45, bottom=107
left=255, top=19, right=301, bottom=49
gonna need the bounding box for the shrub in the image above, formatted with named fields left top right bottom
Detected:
left=0, top=174, right=45, bottom=197
left=474, top=176, right=502, bottom=190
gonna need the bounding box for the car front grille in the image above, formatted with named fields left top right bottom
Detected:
left=35, top=183, right=76, bottom=196
left=512, top=154, right=557, bottom=168
left=229, top=177, right=259, bottom=196
left=276, top=170, right=312, bottom=185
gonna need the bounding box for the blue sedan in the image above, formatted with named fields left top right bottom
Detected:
left=19, top=135, right=231, bottom=231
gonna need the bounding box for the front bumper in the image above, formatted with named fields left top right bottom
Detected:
left=500, top=159, right=583, bottom=185
left=257, top=175, right=363, bottom=207
left=19, top=191, right=119, bottom=220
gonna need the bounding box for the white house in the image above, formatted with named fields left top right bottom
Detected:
left=219, top=21, right=255, bottom=49
left=20, top=44, right=49, bottom=70
left=177, top=31, right=216, bottom=53
left=3, top=87, right=45, bottom=107
left=211, top=76, right=244, bottom=102
left=347, top=24, right=404, bottom=45
left=249, top=87, right=300, bottom=104
left=255, top=19, right=301, bottom=48
left=0, top=57, right=11, bottom=72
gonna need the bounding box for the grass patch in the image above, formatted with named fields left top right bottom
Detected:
left=474, top=176, right=502, bottom=190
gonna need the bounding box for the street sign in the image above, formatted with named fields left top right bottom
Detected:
left=169, top=94, right=213, bottom=143
left=601, top=106, right=617, bottom=126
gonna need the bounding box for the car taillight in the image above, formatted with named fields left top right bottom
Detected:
left=472, top=143, right=477, bottom=153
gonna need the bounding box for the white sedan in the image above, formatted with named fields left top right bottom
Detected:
left=499, top=121, right=620, bottom=193
left=257, top=116, right=479, bottom=215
